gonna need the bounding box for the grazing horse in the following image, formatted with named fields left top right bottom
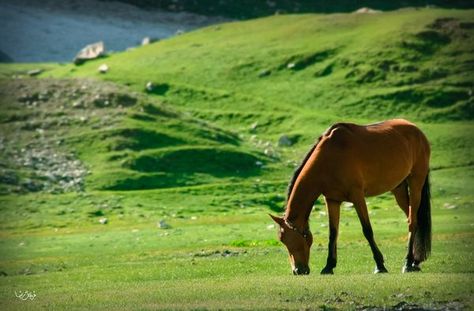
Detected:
left=270, top=119, right=431, bottom=275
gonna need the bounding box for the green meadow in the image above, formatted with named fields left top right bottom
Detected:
left=0, top=8, right=473, bottom=310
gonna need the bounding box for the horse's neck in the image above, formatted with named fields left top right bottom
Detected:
left=285, top=143, right=323, bottom=227
left=285, top=180, right=321, bottom=228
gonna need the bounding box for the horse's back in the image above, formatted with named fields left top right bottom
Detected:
left=323, top=119, right=429, bottom=159
left=315, top=119, right=430, bottom=198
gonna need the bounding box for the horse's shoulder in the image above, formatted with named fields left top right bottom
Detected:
left=323, top=122, right=354, bottom=137
left=320, top=123, right=355, bottom=147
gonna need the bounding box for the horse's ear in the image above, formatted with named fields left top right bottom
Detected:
left=269, top=214, right=285, bottom=226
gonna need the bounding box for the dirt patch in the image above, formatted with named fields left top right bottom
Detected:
left=192, top=249, right=245, bottom=258
left=0, top=77, right=145, bottom=193
left=359, top=300, right=464, bottom=311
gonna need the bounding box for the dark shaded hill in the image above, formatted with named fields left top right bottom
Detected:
left=102, top=0, right=474, bottom=19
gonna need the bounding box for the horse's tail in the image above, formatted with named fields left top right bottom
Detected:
left=413, top=173, right=432, bottom=262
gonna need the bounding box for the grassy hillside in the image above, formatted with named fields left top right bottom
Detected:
left=0, top=8, right=473, bottom=310
left=48, top=9, right=474, bottom=122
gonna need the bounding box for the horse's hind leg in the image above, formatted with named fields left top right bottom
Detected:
left=392, top=182, right=420, bottom=273
left=321, top=198, right=341, bottom=275
left=407, top=172, right=431, bottom=266
left=352, top=194, right=388, bottom=274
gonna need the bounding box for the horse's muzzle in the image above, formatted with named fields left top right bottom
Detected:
left=293, top=266, right=310, bottom=275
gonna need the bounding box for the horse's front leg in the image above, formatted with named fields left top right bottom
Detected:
left=321, top=198, right=341, bottom=274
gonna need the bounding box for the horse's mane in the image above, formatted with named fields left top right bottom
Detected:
left=286, top=123, right=345, bottom=211
left=286, top=136, right=323, bottom=206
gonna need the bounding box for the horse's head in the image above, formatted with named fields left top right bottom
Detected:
left=270, top=214, right=313, bottom=275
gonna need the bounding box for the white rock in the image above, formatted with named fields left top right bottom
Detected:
left=250, top=122, right=258, bottom=131
left=74, top=41, right=105, bottom=65
left=98, top=64, right=109, bottom=73
left=142, top=37, right=151, bottom=45
left=141, top=37, right=158, bottom=45
left=146, top=81, right=154, bottom=92
left=354, top=7, right=381, bottom=14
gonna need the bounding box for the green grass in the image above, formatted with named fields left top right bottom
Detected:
left=1, top=8, right=474, bottom=310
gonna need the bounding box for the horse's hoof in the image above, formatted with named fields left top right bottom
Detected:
left=402, top=265, right=421, bottom=273
left=374, top=267, right=388, bottom=274
left=320, top=267, right=334, bottom=275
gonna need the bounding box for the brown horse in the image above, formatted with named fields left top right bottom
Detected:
left=270, top=119, right=431, bottom=275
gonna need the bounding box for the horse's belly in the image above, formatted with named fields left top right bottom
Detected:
left=363, top=169, right=409, bottom=197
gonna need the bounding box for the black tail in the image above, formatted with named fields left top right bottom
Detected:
left=413, top=174, right=432, bottom=262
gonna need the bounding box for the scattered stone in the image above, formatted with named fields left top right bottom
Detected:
left=287, top=62, right=296, bottom=69
left=258, top=69, right=271, bottom=77
left=27, top=69, right=43, bottom=76
left=8, top=145, right=88, bottom=193
left=278, top=135, right=293, bottom=147
left=21, top=179, right=43, bottom=192
left=141, top=37, right=158, bottom=45
left=158, top=219, right=170, bottom=229
left=145, top=81, right=154, bottom=92
left=250, top=122, right=258, bottom=132
left=141, top=37, right=151, bottom=45
left=192, top=249, right=242, bottom=258
left=72, top=101, right=84, bottom=108
left=98, top=64, right=109, bottom=73
left=0, top=170, right=19, bottom=185
left=354, top=7, right=381, bottom=14
left=221, top=249, right=239, bottom=257
left=99, top=217, right=108, bottom=224
left=444, top=203, right=457, bottom=209
left=74, top=41, right=105, bottom=65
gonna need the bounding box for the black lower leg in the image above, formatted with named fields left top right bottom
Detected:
left=405, top=233, right=415, bottom=265
left=321, top=227, right=337, bottom=274
left=403, top=232, right=421, bottom=272
left=363, top=226, right=387, bottom=273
